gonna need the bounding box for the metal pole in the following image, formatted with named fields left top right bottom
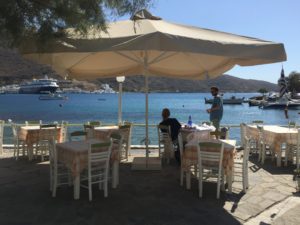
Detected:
left=144, top=51, right=149, bottom=167
left=118, top=82, right=123, bottom=125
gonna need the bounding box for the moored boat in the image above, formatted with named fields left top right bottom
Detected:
left=261, top=98, right=300, bottom=109
left=205, top=96, right=244, bottom=104
left=19, top=76, right=59, bottom=94
left=39, top=93, right=68, bottom=100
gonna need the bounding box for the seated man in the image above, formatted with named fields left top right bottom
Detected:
left=159, top=108, right=181, bottom=163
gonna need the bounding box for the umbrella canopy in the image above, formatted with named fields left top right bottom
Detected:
left=20, top=9, right=287, bottom=168
left=20, top=9, right=286, bottom=80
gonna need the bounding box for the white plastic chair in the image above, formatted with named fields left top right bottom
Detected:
left=197, top=142, right=224, bottom=199
left=234, top=136, right=250, bottom=193
left=157, top=124, right=174, bottom=163
left=11, top=123, right=27, bottom=160
left=80, top=141, right=112, bottom=201
left=49, top=139, right=72, bottom=197
left=0, top=120, right=4, bottom=155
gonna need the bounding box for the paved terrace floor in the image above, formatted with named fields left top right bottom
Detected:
left=0, top=149, right=300, bottom=225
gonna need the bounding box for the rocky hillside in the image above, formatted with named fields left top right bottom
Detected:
left=0, top=48, right=278, bottom=92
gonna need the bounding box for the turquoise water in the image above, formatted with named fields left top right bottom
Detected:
left=0, top=93, right=299, bottom=145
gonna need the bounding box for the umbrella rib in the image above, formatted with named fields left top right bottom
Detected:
left=148, top=52, right=178, bottom=65
left=67, top=52, right=97, bottom=72
left=115, top=51, right=143, bottom=65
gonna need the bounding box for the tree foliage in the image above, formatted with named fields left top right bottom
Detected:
left=288, top=71, right=300, bottom=92
left=0, top=0, right=153, bottom=47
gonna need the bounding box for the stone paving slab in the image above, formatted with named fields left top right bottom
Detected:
left=0, top=149, right=299, bottom=225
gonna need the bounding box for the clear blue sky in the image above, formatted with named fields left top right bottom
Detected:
left=134, top=0, right=300, bottom=83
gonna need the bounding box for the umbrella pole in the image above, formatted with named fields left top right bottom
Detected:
left=145, top=74, right=149, bottom=168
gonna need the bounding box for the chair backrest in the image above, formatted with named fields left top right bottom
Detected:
left=39, top=124, right=58, bottom=141
left=11, top=123, right=20, bottom=139
left=0, top=120, right=4, bottom=154
left=25, top=120, right=42, bottom=126
left=240, top=123, right=247, bottom=148
left=197, top=142, right=224, bottom=170
left=119, top=123, right=132, bottom=146
left=252, top=120, right=264, bottom=124
left=243, top=136, right=251, bottom=165
left=88, top=121, right=101, bottom=126
left=60, top=121, right=68, bottom=142
left=288, top=121, right=296, bottom=129
left=110, top=132, right=123, bottom=154
left=210, top=131, right=223, bottom=140
left=257, top=125, right=265, bottom=143
left=69, top=131, right=87, bottom=141
left=178, top=132, right=184, bottom=160
left=157, top=124, right=172, bottom=143
left=89, top=141, right=112, bottom=170
left=0, top=120, right=4, bottom=138
left=48, top=138, right=57, bottom=165
left=202, top=121, right=212, bottom=126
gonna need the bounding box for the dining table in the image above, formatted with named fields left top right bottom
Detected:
left=246, top=125, right=298, bottom=166
left=19, top=125, right=61, bottom=160
left=56, top=138, right=120, bottom=200
left=181, top=124, right=215, bottom=143
left=182, top=139, right=236, bottom=194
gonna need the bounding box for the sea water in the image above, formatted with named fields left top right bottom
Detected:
left=0, top=93, right=299, bottom=145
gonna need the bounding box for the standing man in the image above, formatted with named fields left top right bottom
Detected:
left=206, top=86, right=223, bottom=130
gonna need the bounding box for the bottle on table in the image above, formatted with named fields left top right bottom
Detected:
left=187, top=115, right=192, bottom=127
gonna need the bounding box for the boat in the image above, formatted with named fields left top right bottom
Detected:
left=19, top=76, right=59, bottom=94
left=261, top=97, right=300, bottom=109
left=205, top=96, right=244, bottom=104
left=39, top=93, right=68, bottom=100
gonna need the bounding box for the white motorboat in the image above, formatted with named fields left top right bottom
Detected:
left=261, top=97, right=300, bottom=109
left=39, top=93, right=68, bottom=100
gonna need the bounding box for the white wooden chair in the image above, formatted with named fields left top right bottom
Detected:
left=285, top=128, right=300, bottom=168
left=11, top=123, right=27, bottom=160
left=37, top=124, right=58, bottom=161
left=49, top=139, right=72, bottom=197
left=60, top=121, right=68, bottom=143
left=197, top=142, right=224, bottom=199
left=234, top=136, right=250, bottom=193
left=0, top=120, right=4, bottom=155
left=256, top=125, right=274, bottom=164
left=157, top=124, right=174, bottom=163
left=119, top=124, right=132, bottom=161
left=80, top=141, right=112, bottom=201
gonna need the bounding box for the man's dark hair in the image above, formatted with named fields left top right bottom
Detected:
left=211, top=86, right=219, bottom=92
left=162, top=108, right=170, bottom=119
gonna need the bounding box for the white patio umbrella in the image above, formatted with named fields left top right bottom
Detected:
left=20, top=9, right=286, bottom=169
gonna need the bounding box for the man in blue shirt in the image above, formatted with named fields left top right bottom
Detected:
left=206, top=86, right=223, bottom=130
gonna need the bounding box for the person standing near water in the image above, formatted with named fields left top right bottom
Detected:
left=206, top=86, right=223, bottom=130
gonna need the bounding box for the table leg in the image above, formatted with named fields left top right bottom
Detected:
left=28, top=144, right=34, bottom=161
left=186, top=171, right=191, bottom=190
left=226, top=172, right=233, bottom=194
left=112, top=161, right=119, bottom=189
left=73, top=158, right=80, bottom=200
